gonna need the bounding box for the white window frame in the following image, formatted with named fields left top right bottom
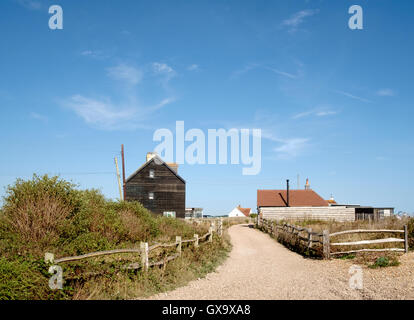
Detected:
left=163, top=211, right=176, bottom=218
left=149, top=169, right=155, bottom=178
left=148, top=192, right=154, bottom=200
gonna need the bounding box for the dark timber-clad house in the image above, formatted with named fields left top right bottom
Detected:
left=125, top=152, right=185, bottom=218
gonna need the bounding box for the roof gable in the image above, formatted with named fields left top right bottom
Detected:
left=125, top=155, right=185, bottom=184
left=257, top=189, right=329, bottom=207
left=237, top=206, right=251, bottom=217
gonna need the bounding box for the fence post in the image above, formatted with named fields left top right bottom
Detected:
left=140, top=242, right=149, bottom=271
left=44, top=252, right=54, bottom=264
left=176, top=236, right=182, bottom=256
left=209, top=226, right=213, bottom=242
left=307, top=228, right=313, bottom=249
left=322, top=230, right=330, bottom=259
left=218, top=218, right=223, bottom=237
left=194, top=234, right=199, bottom=247
left=404, top=225, right=408, bottom=253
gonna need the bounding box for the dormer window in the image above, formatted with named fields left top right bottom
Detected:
left=149, top=192, right=154, bottom=200
left=149, top=169, right=155, bottom=178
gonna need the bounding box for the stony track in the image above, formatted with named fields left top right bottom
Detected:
left=149, top=224, right=414, bottom=300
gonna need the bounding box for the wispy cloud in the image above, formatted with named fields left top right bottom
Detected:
left=62, top=94, right=174, bottom=130
left=15, top=0, right=41, bottom=10
left=274, top=138, right=310, bottom=159
left=282, top=9, right=320, bottom=32
left=292, top=109, right=337, bottom=119
left=63, top=62, right=175, bottom=130
left=187, top=64, right=199, bottom=71
left=376, top=88, right=395, bottom=97
left=80, top=50, right=108, bottom=60
left=30, top=112, right=48, bottom=122
left=107, top=64, right=143, bottom=85
left=231, top=63, right=301, bottom=80
left=334, top=90, right=372, bottom=103
left=264, top=66, right=298, bottom=79
left=63, top=95, right=136, bottom=130
left=258, top=129, right=309, bottom=159
left=152, top=62, right=176, bottom=80
left=219, top=114, right=311, bottom=160
left=230, top=63, right=259, bottom=79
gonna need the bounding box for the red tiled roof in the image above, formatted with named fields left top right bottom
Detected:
left=237, top=206, right=251, bottom=217
left=257, top=189, right=329, bottom=207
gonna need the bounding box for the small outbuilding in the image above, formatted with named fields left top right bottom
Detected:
left=228, top=205, right=251, bottom=217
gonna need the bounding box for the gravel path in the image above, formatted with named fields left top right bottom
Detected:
left=149, top=224, right=414, bottom=300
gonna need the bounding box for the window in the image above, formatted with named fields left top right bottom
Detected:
left=148, top=192, right=154, bottom=200
left=163, top=211, right=176, bottom=218
left=149, top=169, right=154, bottom=178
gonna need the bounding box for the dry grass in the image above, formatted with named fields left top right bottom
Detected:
left=274, top=217, right=411, bottom=264
left=4, top=194, right=71, bottom=245
left=0, top=174, right=230, bottom=300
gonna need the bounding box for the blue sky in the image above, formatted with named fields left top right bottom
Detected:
left=1, top=0, right=414, bottom=214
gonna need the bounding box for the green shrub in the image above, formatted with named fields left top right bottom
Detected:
left=0, top=174, right=227, bottom=300
left=369, top=256, right=400, bottom=269
left=407, top=218, right=414, bottom=249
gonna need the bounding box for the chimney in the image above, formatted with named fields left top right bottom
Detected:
left=146, top=152, right=158, bottom=162
left=305, top=178, right=310, bottom=190
left=286, top=179, right=290, bottom=207
left=166, top=162, right=179, bottom=174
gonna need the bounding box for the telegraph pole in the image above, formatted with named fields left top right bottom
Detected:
left=121, top=144, right=126, bottom=201
left=114, top=157, right=123, bottom=201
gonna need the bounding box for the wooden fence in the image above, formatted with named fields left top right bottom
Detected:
left=258, top=217, right=324, bottom=256
left=257, top=217, right=409, bottom=259
left=44, top=219, right=223, bottom=271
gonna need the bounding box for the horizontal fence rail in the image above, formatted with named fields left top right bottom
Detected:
left=330, top=229, right=404, bottom=237
left=257, top=217, right=409, bottom=259
left=328, top=225, right=408, bottom=257
left=257, top=217, right=324, bottom=255
left=45, top=219, right=224, bottom=273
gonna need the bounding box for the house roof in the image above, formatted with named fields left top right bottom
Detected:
left=257, top=189, right=329, bottom=207
left=125, top=155, right=185, bottom=184
left=237, top=205, right=251, bottom=217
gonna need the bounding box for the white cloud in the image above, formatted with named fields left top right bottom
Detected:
left=334, top=90, right=372, bottom=103
left=152, top=97, right=176, bottom=111
left=282, top=9, right=320, bottom=32
left=231, top=63, right=300, bottom=80
left=315, top=111, right=337, bottom=117
left=264, top=67, right=298, bottom=79
left=230, top=64, right=259, bottom=79
left=16, top=0, right=41, bottom=10
left=152, top=62, right=176, bottom=79
left=30, top=112, right=48, bottom=122
left=107, top=64, right=143, bottom=85
left=292, top=109, right=337, bottom=119
left=80, top=50, right=108, bottom=60
left=62, top=94, right=175, bottom=130
left=187, top=64, right=199, bottom=71
left=63, top=95, right=136, bottom=129
left=376, top=88, right=395, bottom=97
left=63, top=62, right=176, bottom=130
left=274, top=138, right=310, bottom=159
left=258, top=128, right=310, bottom=159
